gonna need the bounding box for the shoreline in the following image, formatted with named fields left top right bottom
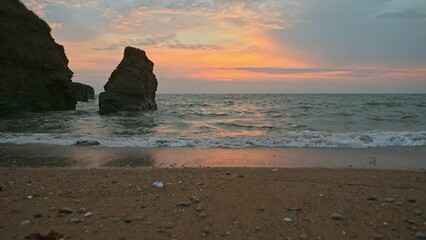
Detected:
left=1, top=168, right=425, bottom=239
left=1, top=143, right=426, bottom=169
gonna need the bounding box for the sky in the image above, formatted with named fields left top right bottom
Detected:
left=22, top=0, right=426, bottom=94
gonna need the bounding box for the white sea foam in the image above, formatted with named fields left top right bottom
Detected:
left=1, top=131, right=425, bottom=148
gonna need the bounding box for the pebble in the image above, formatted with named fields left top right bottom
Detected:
left=283, top=218, right=293, bottom=223
left=331, top=213, right=345, bottom=220
left=69, top=218, right=82, bottom=224
left=414, top=208, right=423, bottom=215
left=199, top=212, right=208, bottom=219
left=204, top=225, right=212, bottom=235
left=255, top=226, right=263, bottom=232
left=272, top=169, right=278, bottom=172
left=124, top=218, right=132, bottom=224
left=196, top=205, right=203, bottom=212
left=58, top=207, right=74, bottom=214
left=32, top=213, right=42, bottom=218
left=84, top=212, right=93, bottom=218
left=384, top=197, right=395, bottom=203
left=374, top=234, right=383, bottom=240
left=408, top=198, right=417, bottom=203
left=153, top=182, right=164, bottom=189
left=300, top=233, right=309, bottom=240
left=79, top=208, right=87, bottom=213
left=176, top=201, right=191, bottom=207
left=190, top=196, right=201, bottom=203
left=367, top=197, right=378, bottom=201
left=226, top=172, right=231, bottom=176
left=20, top=220, right=31, bottom=226
left=415, top=232, right=426, bottom=240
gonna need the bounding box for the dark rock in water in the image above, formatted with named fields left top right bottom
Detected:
left=75, top=140, right=100, bottom=146
left=99, top=46, right=158, bottom=115
left=70, top=82, right=95, bottom=102
left=0, top=0, right=76, bottom=116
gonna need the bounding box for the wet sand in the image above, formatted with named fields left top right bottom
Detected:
left=1, top=144, right=426, bottom=169
left=0, top=168, right=425, bottom=239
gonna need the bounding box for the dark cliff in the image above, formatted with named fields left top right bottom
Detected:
left=0, top=0, right=76, bottom=115
left=99, top=46, right=158, bottom=115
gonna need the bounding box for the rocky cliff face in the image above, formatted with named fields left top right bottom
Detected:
left=70, top=82, right=95, bottom=102
left=99, top=47, right=158, bottom=115
left=0, top=0, right=76, bottom=116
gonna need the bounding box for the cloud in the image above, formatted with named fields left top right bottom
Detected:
left=377, top=9, right=426, bottom=20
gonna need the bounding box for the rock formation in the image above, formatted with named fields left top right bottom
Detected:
left=0, top=0, right=76, bottom=116
left=99, top=47, right=158, bottom=115
left=70, top=82, right=95, bottom=102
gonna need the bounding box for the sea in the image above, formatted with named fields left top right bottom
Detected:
left=0, top=94, right=425, bottom=149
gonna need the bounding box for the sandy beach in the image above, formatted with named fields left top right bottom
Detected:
left=1, top=167, right=425, bottom=240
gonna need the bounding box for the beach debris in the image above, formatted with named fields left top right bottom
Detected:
left=176, top=201, right=191, bottom=207
left=153, top=182, right=164, bottom=189
left=58, top=207, right=73, bottom=214
left=369, top=157, right=377, bottom=166
left=32, top=213, right=42, bottom=218
left=384, top=197, right=395, bottom=203
left=283, top=218, right=293, bottom=223
left=20, top=220, right=31, bottom=226
left=190, top=196, right=201, bottom=203
left=68, top=218, right=82, bottom=224
left=84, top=212, right=93, bottom=218
left=75, top=140, right=100, bottom=146
left=24, top=231, right=64, bottom=240
left=414, top=208, right=423, bottom=215
left=415, top=232, right=426, bottom=240
left=331, top=213, right=345, bottom=220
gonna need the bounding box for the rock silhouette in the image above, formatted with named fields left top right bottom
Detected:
left=70, top=82, right=95, bottom=102
left=99, top=47, right=158, bottom=115
left=0, top=0, right=76, bottom=115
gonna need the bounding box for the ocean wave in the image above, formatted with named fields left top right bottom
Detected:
left=1, top=131, right=425, bottom=148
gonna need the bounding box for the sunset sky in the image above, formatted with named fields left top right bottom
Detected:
left=22, top=0, right=426, bottom=93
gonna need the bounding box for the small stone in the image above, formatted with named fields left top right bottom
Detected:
left=195, top=205, right=202, bottom=212
left=112, top=217, right=121, bottom=223
left=78, top=208, right=87, bottom=213
left=259, top=207, right=265, bottom=211
left=176, top=201, right=191, bottom=207
left=124, top=218, right=132, bottom=223
left=367, top=197, right=378, bottom=201
left=199, top=212, right=208, bottom=219
left=300, top=232, right=309, bottom=240
left=226, top=172, right=231, bottom=176
left=20, top=220, right=31, bottom=226
left=331, top=213, right=345, bottom=220
left=153, top=182, right=164, bottom=189
left=384, top=197, right=395, bottom=203
left=69, top=218, right=82, bottom=224
left=32, top=213, right=42, bottom=218
left=58, top=207, right=74, bottom=214
left=272, top=168, right=278, bottom=172
left=408, top=198, right=416, bottom=203
left=283, top=218, right=293, bottom=223
left=190, top=196, right=201, bottom=203
left=414, top=208, right=423, bottom=215
left=319, top=194, right=324, bottom=197
left=84, top=212, right=93, bottom=217
left=374, top=234, right=383, bottom=240
left=204, top=225, right=212, bottom=235
left=255, top=226, right=263, bottom=232
left=287, top=208, right=301, bottom=212
left=415, top=232, right=426, bottom=240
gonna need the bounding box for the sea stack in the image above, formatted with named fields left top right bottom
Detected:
left=0, top=0, right=76, bottom=115
left=70, top=82, right=95, bottom=102
left=99, top=47, right=158, bottom=115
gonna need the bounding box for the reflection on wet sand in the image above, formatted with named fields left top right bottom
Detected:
left=0, top=144, right=425, bottom=169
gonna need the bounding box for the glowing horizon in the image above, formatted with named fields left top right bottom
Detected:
left=22, top=0, right=426, bottom=93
